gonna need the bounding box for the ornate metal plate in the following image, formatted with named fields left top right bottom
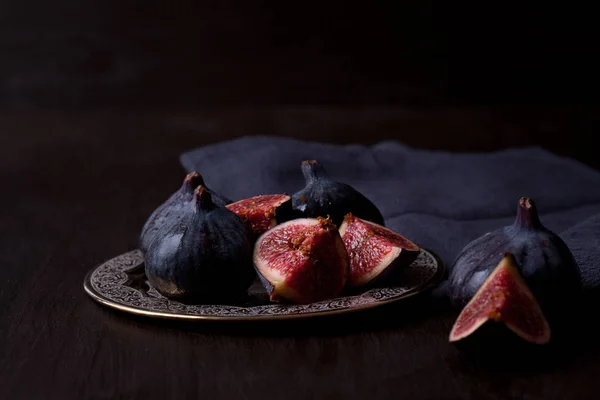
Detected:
left=83, top=248, right=443, bottom=321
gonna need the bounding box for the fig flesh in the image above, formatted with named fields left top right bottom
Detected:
left=449, top=252, right=551, bottom=345
left=144, top=186, right=254, bottom=302
left=225, top=194, right=297, bottom=237
left=447, top=197, right=581, bottom=316
left=339, top=213, right=420, bottom=288
left=139, top=171, right=232, bottom=253
left=291, top=160, right=385, bottom=227
left=253, top=217, right=349, bottom=304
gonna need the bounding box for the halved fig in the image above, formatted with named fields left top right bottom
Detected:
left=226, top=194, right=296, bottom=237
left=253, top=217, right=349, bottom=304
left=339, top=213, right=420, bottom=288
left=449, top=252, right=551, bottom=345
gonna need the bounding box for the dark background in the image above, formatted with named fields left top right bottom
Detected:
left=2, top=1, right=599, bottom=108
left=2, top=2, right=600, bottom=399
left=2, top=2, right=599, bottom=165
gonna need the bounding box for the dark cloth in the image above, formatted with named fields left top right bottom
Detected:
left=181, top=136, right=600, bottom=290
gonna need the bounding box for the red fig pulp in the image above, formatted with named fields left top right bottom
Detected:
left=339, top=214, right=420, bottom=288
left=449, top=253, right=551, bottom=345
left=253, top=217, right=349, bottom=304
left=226, top=194, right=296, bottom=236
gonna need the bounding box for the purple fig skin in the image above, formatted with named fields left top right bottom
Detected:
left=447, top=197, right=582, bottom=317
left=139, top=172, right=232, bottom=253
left=144, top=186, right=254, bottom=303
left=291, top=160, right=385, bottom=227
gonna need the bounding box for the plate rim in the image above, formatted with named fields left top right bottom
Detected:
left=83, top=247, right=445, bottom=322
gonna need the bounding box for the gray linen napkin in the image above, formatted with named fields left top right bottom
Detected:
left=180, top=136, right=600, bottom=291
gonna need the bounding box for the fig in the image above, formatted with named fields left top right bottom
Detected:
left=449, top=252, right=551, bottom=347
left=144, top=185, right=254, bottom=302
left=291, top=160, right=385, bottom=227
left=253, top=217, right=349, bottom=304
left=225, top=194, right=297, bottom=237
left=139, top=171, right=232, bottom=253
left=447, top=197, right=581, bottom=317
left=338, top=213, right=420, bottom=288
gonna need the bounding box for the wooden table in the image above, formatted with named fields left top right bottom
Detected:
left=2, top=107, right=599, bottom=399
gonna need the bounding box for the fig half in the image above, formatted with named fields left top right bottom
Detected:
left=144, top=186, right=254, bottom=303
left=139, top=171, right=232, bottom=253
left=253, top=217, right=349, bottom=304
left=226, top=194, right=297, bottom=237
left=339, top=213, right=420, bottom=288
left=449, top=252, right=551, bottom=345
left=291, top=160, right=385, bottom=227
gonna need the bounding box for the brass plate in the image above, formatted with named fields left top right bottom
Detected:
left=84, top=248, right=444, bottom=321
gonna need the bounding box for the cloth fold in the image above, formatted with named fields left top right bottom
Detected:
left=180, top=136, right=600, bottom=291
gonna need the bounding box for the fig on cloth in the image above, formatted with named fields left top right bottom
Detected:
left=447, top=197, right=581, bottom=318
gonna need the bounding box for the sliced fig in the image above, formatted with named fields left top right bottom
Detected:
left=144, top=186, right=254, bottom=303
left=253, top=217, right=349, bottom=304
left=447, top=197, right=582, bottom=318
left=449, top=252, right=551, bottom=345
left=139, top=171, right=232, bottom=253
left=226, top=194, right=297, bottom=237
left=291, top=160, right=385, bottom=227
left=339, top=213, right=420, bottom=288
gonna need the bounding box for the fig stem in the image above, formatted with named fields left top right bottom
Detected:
left=194, top=185, right=215, bottom=210
left=183, top=172, right=205, bottom=191
left=301, top=160, right=330, bottom=183
left=514, top=197, right=542, bottom=230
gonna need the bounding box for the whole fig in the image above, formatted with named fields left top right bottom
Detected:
left=139, top=172, right=232, bottom=253
left=144, top=185, right=255, bottom=302
left=291, top=160, right=384, bottom=227
left=448, top=197, right=581, bottom=317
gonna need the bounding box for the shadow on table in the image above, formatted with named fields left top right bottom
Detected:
left=102, top=287, right=451, bottom=338
left=446, top=288, right=600, bottom=374
left=99, top=287, right=600, bottom=374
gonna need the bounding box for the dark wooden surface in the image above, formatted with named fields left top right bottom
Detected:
left=1, top=107, right=600, bottom=400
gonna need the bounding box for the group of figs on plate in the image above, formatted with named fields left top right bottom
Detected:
left=139, top=160, right=421, bottom=305
left=446, top=197, right=582, bottom=350
left=138, top=156, right=583, bottom=351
